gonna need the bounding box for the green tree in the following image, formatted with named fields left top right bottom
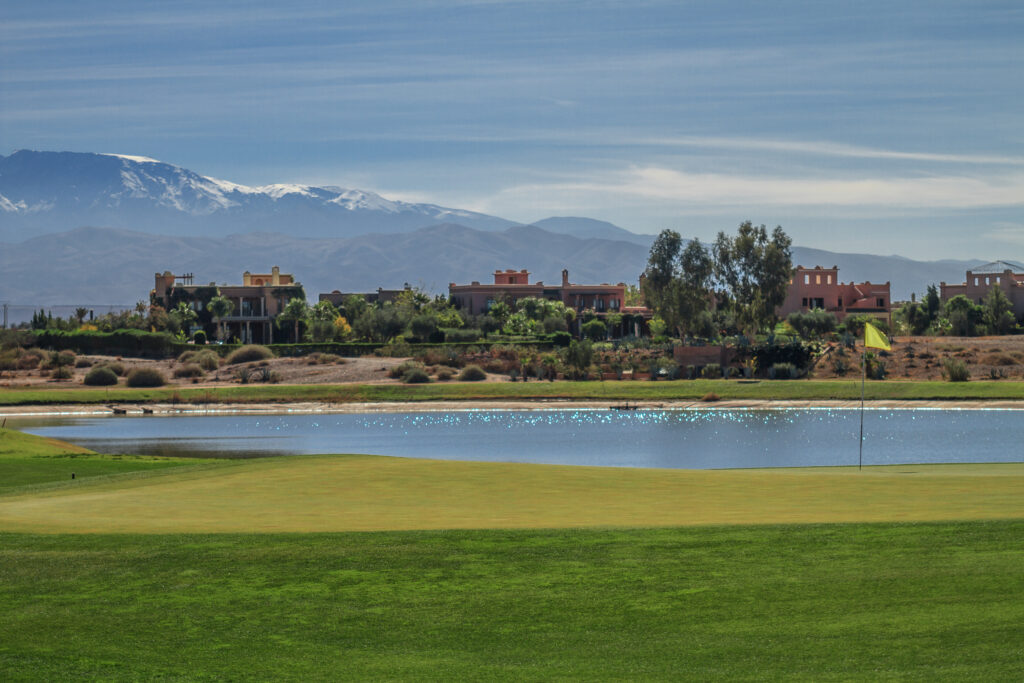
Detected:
left=564, top=339, right=594, bottom=379
left=582, top=318, right=607, bottom=342
left=712, top=221, right=793, bottom=336
left=787, top=309, right=837, bottom=340
left=983, top=286, right=1015, bottom=335
left=207, top=296, right=235, bottom=341
left=278, top=298, right=310, bottom=343
left=943, top=295, right=983, bottom=336
left=924, top=284, right=941, bottom=322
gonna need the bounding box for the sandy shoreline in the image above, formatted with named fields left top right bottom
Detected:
left=3, top=398, right=1024, bottom=418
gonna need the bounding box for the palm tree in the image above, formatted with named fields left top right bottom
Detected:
left=278, top=298, right=310, bottom=343
left=207, top=296, right=235, bottom=341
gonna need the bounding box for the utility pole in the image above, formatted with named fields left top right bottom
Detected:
left=2, top=303, right=7, bottom=329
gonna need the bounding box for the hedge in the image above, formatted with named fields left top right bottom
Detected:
left=34, top=330, right=181, bottom=358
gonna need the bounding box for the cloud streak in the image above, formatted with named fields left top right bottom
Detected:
left=484, top=166, right=1024, bottom=214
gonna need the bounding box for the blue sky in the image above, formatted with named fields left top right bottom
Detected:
left=2, top=0, right=1022, bottom=259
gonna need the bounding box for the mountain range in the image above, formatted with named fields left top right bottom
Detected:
left=0, top=149, right=988, bottom=315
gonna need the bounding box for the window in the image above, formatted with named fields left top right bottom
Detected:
left=876, top=298, right=885, bottom=307
left=827, top=275, right=832, bottom=284
left=802, top=297, right=808, bottom=307
left=804, top=274, right=809, bottom=284
left=815, top=275, right=821, bottom=284
left=838, top=297, right=843, bottom=307
left=974, top=277, right=979, bottom=286
left=986, top=277, right=991, bottom=285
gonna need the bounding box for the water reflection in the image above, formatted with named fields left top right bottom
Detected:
left=10, top=409, right=1022, bottom=469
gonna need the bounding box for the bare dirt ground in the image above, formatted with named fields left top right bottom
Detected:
left=812, top=336, right=1024, bottom=381
left=5, top=335, right=1024, bottom=389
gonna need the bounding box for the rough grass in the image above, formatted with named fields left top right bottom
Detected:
left=2, top=522, right=1024, bottom=680
left=8, top=378, right=1024, bottom=406
left=2, top=453, right=1022, bottom=533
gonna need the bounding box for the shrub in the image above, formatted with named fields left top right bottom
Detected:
left=195, top=351, right=221, bottom=371
left=173, top=363, right=205, bottom=379
left=402, top=368, right=431, bottom=384
left=226, top=345, right=274, bottom=364
left=701, top=392, right=720, bottom=402
left=126, top=367, right=166, bottom=387
left=193, top=331, right=207, bottom=345
left=943, top=358, right=970, bottom=382
left=16, top=350, right=45, bottom=370
left=104, top=361, right=126, bottom=377
left=701, top=363, right=722, bottom=379
left=74, top=357, right=93, bottom=368
left=983, top=352, right=1016, bottom=367
left=83, top=366, right=119, bottom=386
left=436, top=368, right=454, bottom=381
left=49, top=366, right=73, bottom=380
left=769, top=362, right=798, bottom=379
left=388, top=361, right=422, bottom=379
left=444, top=328, right=482, bottom=343
left=457, top=365, right=487, bottom=381
left=551, top=331, right=572, bottom=347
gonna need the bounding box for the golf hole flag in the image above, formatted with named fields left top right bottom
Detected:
left=864, top=322, right=891, bottom=351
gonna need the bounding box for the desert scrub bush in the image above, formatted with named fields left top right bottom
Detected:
left=226, top=345, right=274, bottom=364
left=83, top=366, right=119, bottom=386
left=942, top=358, right=970, bottom=382
left=457, top=364, right=487, bottom=381
left=982, top=352, right=1017, bottom=366
left=388, top=361, right=422, bottom=379
left=435, top=368, right=454, bottom=381
left=49, top=366, right=74, bottom=380
left=74, top=357, right=93, bottom=368
left=701, top=392, right=720, bottom=402
left=16, top=348, right=46, bottom=370
left=402, top=367, right=431, bottom=384
left=178, top=349, right=220, bottom=371
left=173, top=363, right=205, bottom=379
left=125, top=367, right=166, bottom=387
left=104, top=361, right=126, bottom=376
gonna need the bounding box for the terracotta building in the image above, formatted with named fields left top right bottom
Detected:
left=151, top=266, right=302, bottom=343
left=319, top=284, right=412, bottom=308
left=449, top=268, right=650, bottom=336
left=778, top=265, right=891, bottom=324
left=940, top=260, right=1024, bottom=317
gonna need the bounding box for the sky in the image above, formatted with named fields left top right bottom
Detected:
left=1, top=0, right=1022, bottom=259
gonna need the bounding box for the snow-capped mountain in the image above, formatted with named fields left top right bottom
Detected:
left=0, top=150, right=516, bottom=240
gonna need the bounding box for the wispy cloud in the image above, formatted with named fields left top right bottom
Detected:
left=481, top=166, right=1024, bottom=214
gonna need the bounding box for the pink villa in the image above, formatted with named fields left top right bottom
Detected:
left=940, top=261, right=1024, bottom=317
left=449, top=268, right=650, bottom=336
left=778, top=265, right=891, bottom=325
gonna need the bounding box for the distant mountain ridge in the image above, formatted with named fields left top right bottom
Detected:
left=0, top=224, right=982, bottom=312
left=0, top=150, right=520, bottom=240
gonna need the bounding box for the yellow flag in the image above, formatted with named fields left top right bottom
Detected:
left=864, top=322, right=891, bottom=351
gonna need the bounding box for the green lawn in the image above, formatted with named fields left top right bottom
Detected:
left=2, top=523, right=1024, bottom=680
left=0, top=428, right=212, bottom=494
left=5, top=377, right=1024, bottom=406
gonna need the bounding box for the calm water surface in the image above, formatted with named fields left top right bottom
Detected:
left=11, top=409, right=1024, bottom=469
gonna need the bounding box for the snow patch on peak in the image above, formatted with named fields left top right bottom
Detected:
left=256, top=184, right=316, bottom=200
left=101, top=153, right=162, bottom=164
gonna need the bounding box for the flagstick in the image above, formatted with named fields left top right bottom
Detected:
left=859, top=346, right=865, bottom=471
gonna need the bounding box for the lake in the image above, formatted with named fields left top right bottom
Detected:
left=9, top=408, right=1024, bottom=469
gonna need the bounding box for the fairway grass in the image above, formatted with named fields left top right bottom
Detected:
left=3, top=523, right=1024, bottom=680
left=2, top=453, right=1023, bottom=533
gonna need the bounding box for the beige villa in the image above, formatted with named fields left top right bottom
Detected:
left=151, top=266, right=302, bottom=343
